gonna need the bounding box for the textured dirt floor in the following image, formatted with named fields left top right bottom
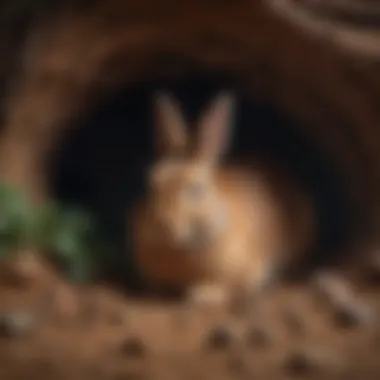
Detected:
left=0, top=256, right=380, bottom=380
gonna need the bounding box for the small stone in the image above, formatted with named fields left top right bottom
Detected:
left=120, top=338, right=146, bottom=358
left=246, top=327, right=271, bottom=348
left=333, top=300, right=375, bottom=328
left=205, top=325, right=235, bottom=350
left=312, top=271, right=353, bottom=305
left=286, top=351, right=316, bottom=375
left=0, top=311, right=38, bottom=338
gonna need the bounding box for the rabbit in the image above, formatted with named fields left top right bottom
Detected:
left=130, top=92, right=315, bottom=309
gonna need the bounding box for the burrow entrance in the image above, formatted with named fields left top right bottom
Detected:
left=50, top=74, right=353, bottom=289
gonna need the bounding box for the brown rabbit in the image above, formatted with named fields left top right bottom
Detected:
left=131, top=92, right=315, bottom=308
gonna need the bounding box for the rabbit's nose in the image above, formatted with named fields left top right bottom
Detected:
left=185, top=222, right=210, bottom=250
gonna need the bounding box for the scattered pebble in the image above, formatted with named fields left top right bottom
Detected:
left=246, top=327, right=271, bottom=349
left=311, top=271, right=376, bottom=328
left=0, top=310, right=38, bottom=338
left=312, top=271, right=353, bottom=305
left=120, top=337, right=147, bottom=358
left=285, top=351, right=317, bottom=375
left=205, top=325, right=235, bottom=350
left=333, top=299, right=375, bottom=328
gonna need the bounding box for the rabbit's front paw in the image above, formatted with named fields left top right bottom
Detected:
left=249, top=257, right=277, bottom=294
left=187, top=283, right=228, bottom=309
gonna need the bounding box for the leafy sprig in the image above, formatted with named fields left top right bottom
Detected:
left=0, top=183, right=100, bottom=283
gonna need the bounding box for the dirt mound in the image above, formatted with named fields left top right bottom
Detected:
left=0, top=257, right=379, bottom=380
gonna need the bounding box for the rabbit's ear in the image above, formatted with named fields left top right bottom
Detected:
left=195, top=92, right=235, bottom=163
left=154, top=92, right=188, bottom=157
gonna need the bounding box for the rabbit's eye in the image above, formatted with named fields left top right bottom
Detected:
left=185, top=182, right=205, bottom=200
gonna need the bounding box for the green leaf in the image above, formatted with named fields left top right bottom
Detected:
left=40, top=204, right=98, bottom=283
left=65, top=251, right=93, bottom=283
left=0, top=183, right=39, bottom=250
left=0, top=183, right=102, bottom=283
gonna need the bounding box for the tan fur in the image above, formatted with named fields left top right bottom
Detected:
left=131, top=93, right=315, bottom=307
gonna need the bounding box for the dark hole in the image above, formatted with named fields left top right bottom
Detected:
left=50, top=73, right=354, bottom=292
left=196, top=32, right=238, bottom=52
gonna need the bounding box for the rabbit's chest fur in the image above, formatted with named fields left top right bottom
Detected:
left=132, top=202, right=207, bottom=286
left=132, top=165, right=314, bottom=291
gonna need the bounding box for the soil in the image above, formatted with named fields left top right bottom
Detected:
left=0, top=257, right=380, bottom=380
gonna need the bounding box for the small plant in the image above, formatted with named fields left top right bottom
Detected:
left=0, top=184, right=39, bottom=255
left=0, top=182, right=101, bottom=283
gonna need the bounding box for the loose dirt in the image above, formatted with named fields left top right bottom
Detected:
left=0, top=258, right=379, bottom=380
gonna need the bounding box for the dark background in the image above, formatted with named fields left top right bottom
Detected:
left=50, top=75, right=352, bottom=285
